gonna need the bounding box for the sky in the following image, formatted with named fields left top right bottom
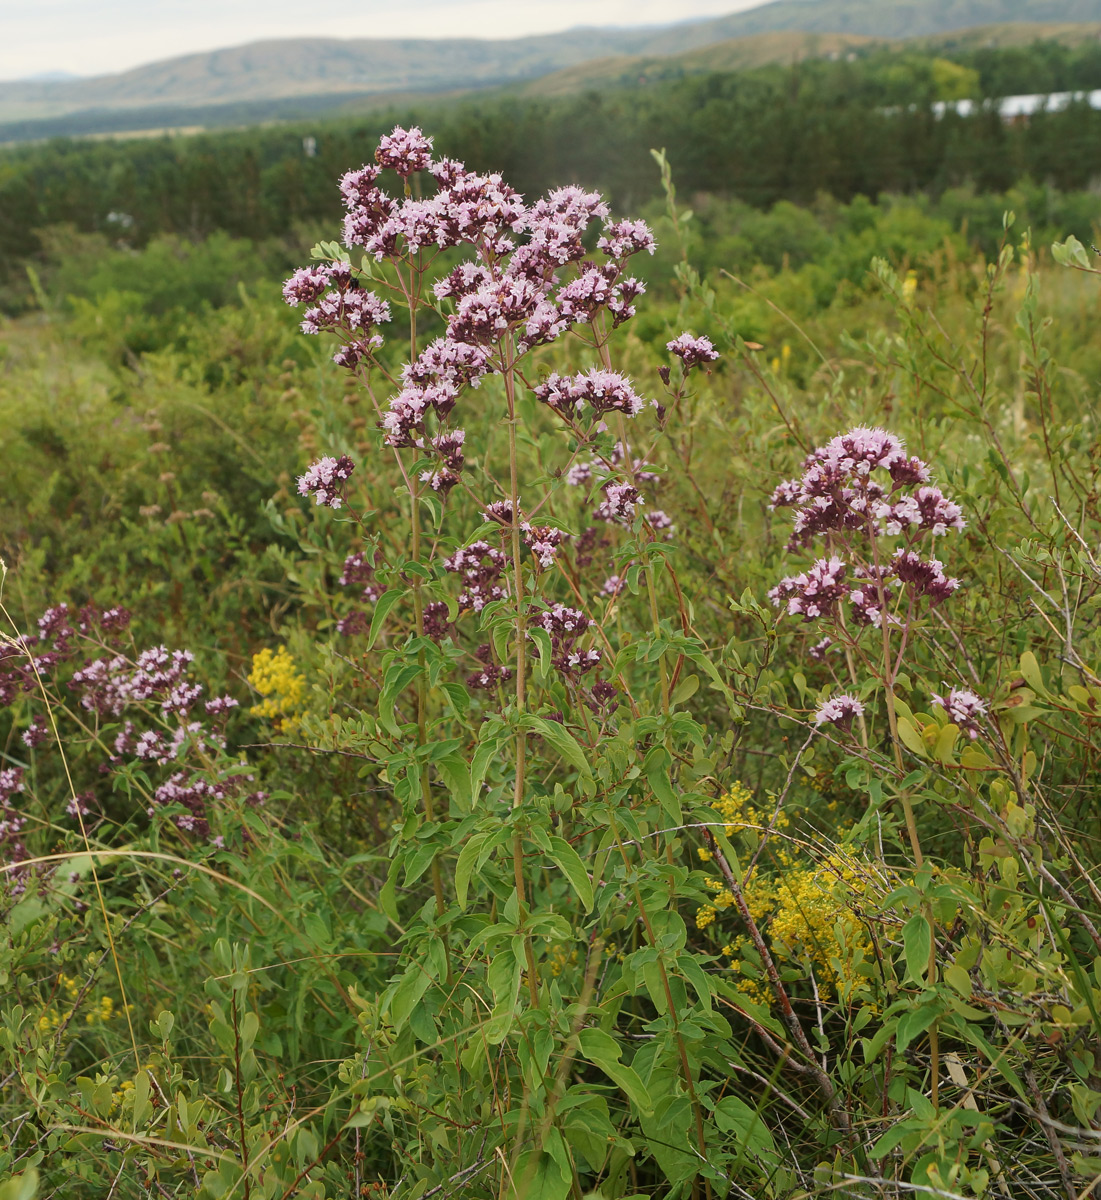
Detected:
left=0, top=0, right=768, bottom=82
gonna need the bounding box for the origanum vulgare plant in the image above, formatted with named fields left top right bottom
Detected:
left=278, top=126, right=750, bottom=1197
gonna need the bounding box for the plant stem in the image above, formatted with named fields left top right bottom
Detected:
left=502, top=332, right=540, bottom=1005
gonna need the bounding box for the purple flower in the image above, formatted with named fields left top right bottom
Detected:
left=891, top=549, right=960, bottom=604
left=21, top=717, right=48, bottom=749
left=375, top=125, right=433, bottom=176
left=598, top=218, right=656, bottom=260
left=768, top=556, right=848, bottom=621
left=444, top=542, right=509, bottom=612
left=532, top=604, right=601, bottom=679
left=0, top=766, right=24, bottom=802
left=667, top=333, right=720, bottom=370
left=813, top=694, right=865, bottom=731
left=522, top=523, right=566, bottom=568
left=594, top=483, right=642, bottom=525
left=297, top=455, right=355, bottom=509
left=931, top=688, right=987, bottom=739
left=535, top=369, right=646, bottom=419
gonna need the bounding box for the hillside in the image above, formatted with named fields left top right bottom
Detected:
left=3, top=0, right=1101, bottom=138
left=523, top=21, right=1101, bottom=96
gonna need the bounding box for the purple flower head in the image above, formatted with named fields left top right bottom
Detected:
left=22, top=716, right=49, bottom=749
left=533, top=603, right=601, bottom=679
left=429, top=157, right=466, bottom=188
left=283, top=266, right=332, bottom=307
left=598, top=218, right=656, bottom=260
left=556, top=266, right=615, bottom=322
left=891, top=549, right=960, bottom=605
left=608, top=277, right=645, bottom=328
left=931, top=688, right=987, bottom=739
left=375, top=125, right=433, bottom=176
left=481, top=499, right=516, bottom=526
left=297, top=455, right=355, bottom=509
left=536, top=369, right=645, bottom=419
left=444, top=542, right=509, bottom=612
left=0, top=766, right=24, bottom=803
left=667, top=333, right=720, bottom=370
left=768, top=556, right=848, bottom=621
left=814, top=694, right=865, bottom=732
left=594, top=482, right=642, bottom=525
left=522, top=523, right=567, bottom=569
left=467, top=643, right=512, bottom=691
left=338, top=164, right=382, bottom=209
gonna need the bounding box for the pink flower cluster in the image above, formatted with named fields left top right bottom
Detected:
left=667, top=333, right=720, bottom=370
left=1, top=604, right=247, bottom=868
left=297, top=455, right=355, bottom=509
left=769, top=427, right=965, bottom=629
left=931, top=688, right=987, bottom=739
left=813, top=694, right=865, bottom=731
left=532, top=604, right=602, bottom=679
left=283, top=128, right=659, bottom=507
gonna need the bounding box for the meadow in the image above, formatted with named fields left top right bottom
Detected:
left=1, top=121, right=1101, bottom=1200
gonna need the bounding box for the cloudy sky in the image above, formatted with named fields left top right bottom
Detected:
left=1, top=0, right=767, bottom=81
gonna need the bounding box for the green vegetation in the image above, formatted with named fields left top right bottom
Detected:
left=3, top=129, right=1101, bottom=1198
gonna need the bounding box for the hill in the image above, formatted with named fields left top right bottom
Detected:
left=523, top=21, right=1101, bottom=96
left=3, top=0, right=1101, bottom=138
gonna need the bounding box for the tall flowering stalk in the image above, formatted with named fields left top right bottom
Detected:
left=282, top=127, right=723, bottom=1187
left=282, top=128, right=700, bottom=786
left=768, top=427, right=969, bottom=864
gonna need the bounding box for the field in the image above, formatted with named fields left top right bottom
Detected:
left=2, top=107, right=1101, bottom=1200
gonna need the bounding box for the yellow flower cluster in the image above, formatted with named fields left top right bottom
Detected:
left=696, top=878, right=735, bottom=929
left=710, top=781, right=790, bottom=839
left=248, top=645, right=306, bottom=730
left=695, top=782, right=874, bottom=1007
left=36, top=974, right=128, bottom=1032
left=548, top=944, right=579, bottom=977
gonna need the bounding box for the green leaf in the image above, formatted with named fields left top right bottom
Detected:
left=548, top=836, right=594, bottom=912
left=367, top=588, right=406, bottom=650
left=896, top=717, right=927, bottom=758
left=0, top=1171, right=38, bottom=1200
left=577, top=1029, right=652, bottom=1112
left=896, top=1001, right=940, bottom=1053
left=903, top=914, right=932, bottom=984
left=456, top=832, right=489, bottom=909
left=933, top=722, right=959, bottom=764
left=1019, top=650, right=1047, bottom=696
left=1052, top=235, right=1091, bottom=269
left=714, top=1095, right=776, bottom=1160
left=522, top=715, right=591, bottom=782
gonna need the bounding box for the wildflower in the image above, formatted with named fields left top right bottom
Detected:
left=594, top=482, right=642, bottom=525
left=813, top=694, right=865, bottom=732
left=667, top=333, right=720, bottom=370
left=0, top=766, right=24, bottom=802
left=466, top=643, right=511, bottom=691
left=532, top=604, right=601, bottom=679
left=931, top=688, right=987, bottom=739
left=22, top=717, right=49, bottom=749
left=597, top=218, right=656, bottom=260
left=768, top=556, right=848, bottom=621
left=891, top=549, right=960, bottom=604
left=375, top=125, right=433, bottom=176
left=297, top=455, right=355, bottom=509
left=444, top=542, right=509, bottom=612
left=248, top=646, right=306, bottom=729
left=522, top=523, right=566, bottom=569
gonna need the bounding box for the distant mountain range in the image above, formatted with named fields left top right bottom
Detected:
left=3, top=0, right=1101, bottom=139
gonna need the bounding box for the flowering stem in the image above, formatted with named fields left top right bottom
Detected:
left=405, top=270, right=447, bottom=927
left=502, top=331, right=539, bottom=1005
left=869, top=532, right=938, bottom=1103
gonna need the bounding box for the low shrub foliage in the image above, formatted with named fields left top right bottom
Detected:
left=2, top=129, right=1101, bottom=1200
